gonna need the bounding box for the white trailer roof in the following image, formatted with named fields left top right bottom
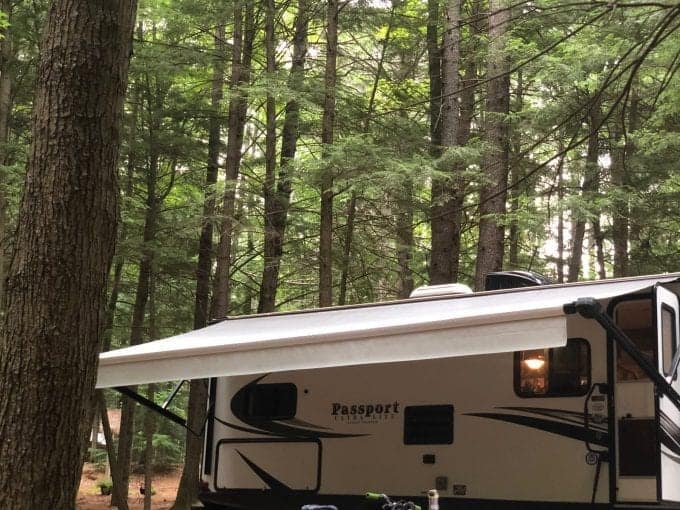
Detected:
left=96, top=274, right=680, bottom=388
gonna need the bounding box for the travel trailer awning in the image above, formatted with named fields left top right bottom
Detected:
left=96, top=274, right=680, bottom=388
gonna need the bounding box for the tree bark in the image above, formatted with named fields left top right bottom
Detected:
left=259, top=0, right=279, bottom=311
left=474, top=0, right=511, bottom=291
left=143, top=274, right=158, bottom=510
left=427, top=0, right=442, bottom=158
left=396, top=178, right=414, bottom=299
left=611, top=91, right=637, bottom=278
left=142, top=383, right=156, bottom=510
left=507, top=70, right=523, bottom=268
left=212, top=0, right=255, bottom=318
left=0, top=2, right=137, bottom=508
left=318, top=0, right=339, bottom=308
left=429, top=0, right=462, bottom=285
left=258, top=0, right=308, bottom=313
left=114, top=67, right=164, bottom=507
left=171, top=15, right=227, bottom=510
left=0, top=0, right=12, bottom=306
left=98, top=392, right=129, bottom=510
left=568, top=98, right=601, bottom=283
left=556, top=146, right=566, bottom=283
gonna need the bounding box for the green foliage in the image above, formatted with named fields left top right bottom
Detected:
left=2, top=0, right=680, bottom=478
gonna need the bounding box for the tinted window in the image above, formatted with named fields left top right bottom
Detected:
left=242, top=383, right=297, bottom=420
left=662, top=304, right=677, bottom=377
left=515, top=338, right=590, bottom=397
left=404, top=405, right=453, bottom=445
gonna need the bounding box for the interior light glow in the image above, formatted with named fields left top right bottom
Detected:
left=523, top=358, right=546, bottom=370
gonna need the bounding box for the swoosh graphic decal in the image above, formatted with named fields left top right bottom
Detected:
left=499, top=407, right=608, bottom=432
left=231, top=375, right=365, bottom=439
left=236, top=450, right=292, bottom=492
left=213, top=414, right=282, bottom=437
left=277, top=418, right=333, bottom=431
left=660, top=411, right=680, bottom=457
left=466, top=412, right=609, bottom=446
left=662, top=450, right=680, bottom=465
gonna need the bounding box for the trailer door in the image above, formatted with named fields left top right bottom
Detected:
left=655, top=284, right=680, bottom=503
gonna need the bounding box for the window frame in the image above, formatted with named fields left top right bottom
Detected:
left=513, top=337, right=591, bottom=399
left=661, top=303, right=678, bottom=377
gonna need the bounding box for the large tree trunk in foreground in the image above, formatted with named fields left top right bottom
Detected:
left=0, top=2, right=137, bottom=508
left=474, top=0, right=511, bottom=290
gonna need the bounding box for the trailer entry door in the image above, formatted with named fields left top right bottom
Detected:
left=612, top=297, right=657, bottom=503
left=655, top=285, right=680, bottom=503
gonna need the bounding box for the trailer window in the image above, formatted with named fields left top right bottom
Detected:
left=241, top=383, right=297, bottom=420
left=661, top=304, right=677, bottom=377
left=515, top=338, right=590, bottom=397
left=404, top=405, right=454, bottom=445
left=614, top=298, right=654, bottom=381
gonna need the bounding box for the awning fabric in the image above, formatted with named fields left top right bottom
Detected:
left=96, top=274, right=680, bottom=388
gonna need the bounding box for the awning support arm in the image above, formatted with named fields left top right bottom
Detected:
left=114, top=386, right=209, bottom=437
left=162, top=380, right=185, bottom=409
left=564, top=297, right=680, bottom=412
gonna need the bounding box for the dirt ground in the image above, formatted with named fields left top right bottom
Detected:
left=77, top=463, right=180, bottom=510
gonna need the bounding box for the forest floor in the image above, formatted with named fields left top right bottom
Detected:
left=77, top=463, right=180, bottom=510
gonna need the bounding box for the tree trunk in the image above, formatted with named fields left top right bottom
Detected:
left=429, top=0, right=462, bottom=285
left=396, top=178, right=414, bottom=299
left=258, top=0, right=308, bottom=313
left=0, top=2, right=137, bottom=507
left=0, top=0, right=12, bottom=306
left=611, top=90, right=637, bottom=278
left=171, top=15, right=227, bottom=510
left=212, top=0, right=255, bottom=318
left=98, top=392, right=130, bottom=510
left=427, top=0, right=442, bottom=158
left=338, top=193, right=357, bottom=305
left=568, top=98, right=601, bottom=283
left=337, top=4, right=395, bottom=305
left=143, top=274, right=158, bottom=510
left=474, top=0, right=511, bottom=290
left=142, top=383, right=156, bottom=510
left=318, top=0, right=339, bottom=307
left=593, top=218, right=606, bottom=279
left=556, top=147, right=566, bottom=283
left=259, top=0, right=279, bottom=311
left=115, top=70, right=163, bottom=507
left=508, top=70, right=523, bottom=268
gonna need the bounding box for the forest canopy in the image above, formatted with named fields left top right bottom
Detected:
left=0, top=0, right=679, bottom=507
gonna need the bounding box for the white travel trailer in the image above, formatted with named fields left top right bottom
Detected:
left=97, top=272, right=680, bottom=510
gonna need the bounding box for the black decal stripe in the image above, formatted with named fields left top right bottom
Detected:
left=213, top=415, right=282, bottom=437
left=278, top=418, right=333, bottom=431
left=662, top=449, right=680, bottom=465
left=232, top=376, right=365, bottom=439
left=659, top=412, right=680, bottom=457
left=660, top=411, right=680, bottom=455
left=466, top=412, right=608, bottom=446
left=499, top=407, right=608, bottom=432
left=235, top=450, right=292, bottom=492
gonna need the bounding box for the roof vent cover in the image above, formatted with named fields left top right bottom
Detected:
left=409, top=283, right=474, bottom=298
left=484, top=270, right=553, bottom=291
